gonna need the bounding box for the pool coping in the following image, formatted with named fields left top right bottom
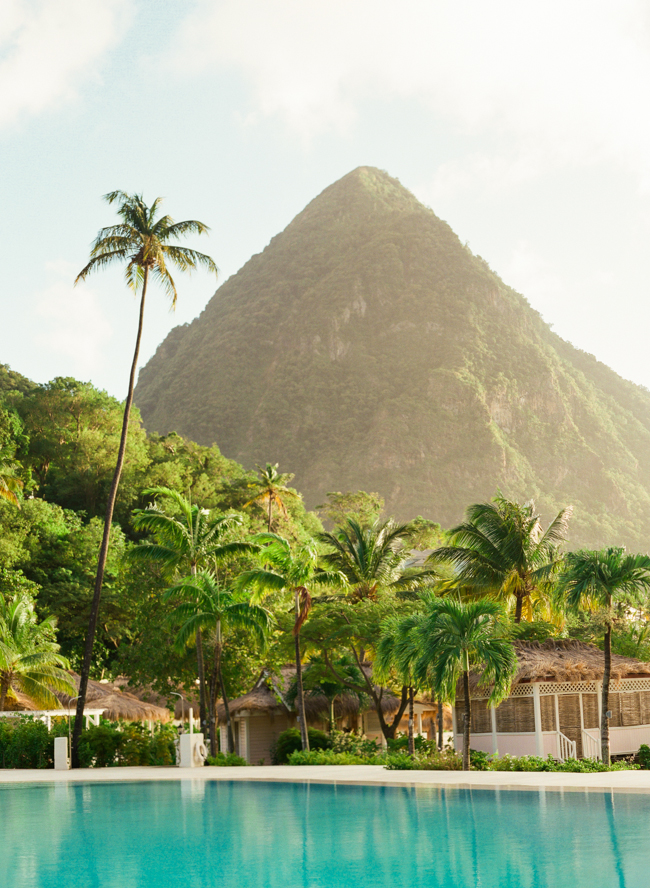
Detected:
left=4, top=764, right=650, bottom=794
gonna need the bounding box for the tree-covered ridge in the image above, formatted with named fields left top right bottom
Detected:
left=134, top=166, right=650, bottom=552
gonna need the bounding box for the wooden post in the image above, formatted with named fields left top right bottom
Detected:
left=533, top=684, right=544, bottom=757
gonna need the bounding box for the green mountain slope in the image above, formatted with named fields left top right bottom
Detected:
left=135, top=167, right=650, bottom=549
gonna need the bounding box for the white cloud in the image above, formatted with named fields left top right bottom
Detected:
left=32, top=260, right=113, bottom=379
left=0, top=0, right=131, bottom=129
left=175, top=0, right=650, bottom=183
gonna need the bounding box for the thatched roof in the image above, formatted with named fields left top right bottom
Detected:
left=465, top=639, right=650, bottom=694
left=216, top=668, right=407, bottom=722
left=56, top=674, right=171, bottom=722
left=2, top=690, right=40, bottom=712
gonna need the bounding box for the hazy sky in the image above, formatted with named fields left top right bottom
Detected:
left=3, top=0, right=650, bottom=398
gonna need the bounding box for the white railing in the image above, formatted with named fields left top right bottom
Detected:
left=557, top=731, right=576, bottom=761
left=582, top=729, right=601, bottom=760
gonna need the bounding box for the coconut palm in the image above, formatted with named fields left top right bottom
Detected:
left=0, top=458, right=23, bottom=507
left=0, top=596, right=74, bottom=710
left=405, top=595, right=517, bottom=770
left=244, top=463, right=300, bottom=531
left=556, top=547, right=650, bottom=764
left=71, top=193, right=217, bottom=766
left=131, top=487, right=256, bottom=734
left=236, top=534, right=344, bottom=751
left=318, top=517, right=436, bottom=601
left=431, top=495, right=572, bottom=623
left=165, top=571, right=272, bottom=756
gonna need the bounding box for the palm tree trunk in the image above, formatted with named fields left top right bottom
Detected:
left=294, top=589, right=310, bottom=752
left=196, top=626, right=207, bottom=737
left=514, top=595, right=523, bottom=623
left=601, top=618, right=612, bottom=766
left=408, top=685, right=415, bottom=755
left=462, top=670, right=471, bottom=771
left=219, top=671, right=235, bottom=753
left=438, top=698, right=444, bottom=750
left=208, top=631, right=222, bottom=758
left=71, top=269, right=149, bottom=768
left=0, top=675, right=10, bottom=711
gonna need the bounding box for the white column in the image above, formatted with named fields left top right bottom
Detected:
left=54, top=736, right=69, bottom=770
left=533, top=684, right=544, bottom=757
left=595, top=681, right=602, bottom=729
left=490, top=704, right=498, bottom=755
left=417, top=711, right=423, bottom=736
left=239, top=718, right=249, bottom=763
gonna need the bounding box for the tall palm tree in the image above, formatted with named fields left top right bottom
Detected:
left=0, top=458, right=23, bottom=507
left=71, top=193, right=217, bottom=767
left=236, top=534, right=344, bottom=751
left=244, top=464, right=300, bottom=531
left=557, top=547, right=650, bottom=764
left=318, top=517, right=435, bottom=601
left=431, top=495, right=572, bottom=623
left=165, top=571, right=272, bottom=756
left=406, top=595, right=517, bottom=770
left=0, top=596, right=74, bottom=710
left=131, top=487, right=256, bottom=735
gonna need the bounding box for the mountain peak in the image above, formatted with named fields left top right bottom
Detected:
left=135, top=169, right=650, bottom=551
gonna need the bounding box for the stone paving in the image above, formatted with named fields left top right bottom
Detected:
left=3, top=764, right=650, bottom=794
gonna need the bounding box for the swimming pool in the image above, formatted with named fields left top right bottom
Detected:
left=2, top=780, right=648, bottom=887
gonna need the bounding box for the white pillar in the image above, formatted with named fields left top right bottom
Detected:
left=54, top=736, right=69, bottom=770
left=238, top=718, right=249, bottom=763
left=491, top=704, right=498, bottom=755
left=417, top=711, right=423, bottom=736
left=533, top=684, right=544, bottom=757
left=189, top=708, right=194, bottom=735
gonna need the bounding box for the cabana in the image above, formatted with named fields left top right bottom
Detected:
left=218, top=671, right=446, bottom=763
left=453, top=640, right=650, bottom=760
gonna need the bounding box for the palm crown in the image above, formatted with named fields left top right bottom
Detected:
left=431, top=495, right=572, bottom=622
left=75, top=191, right=218, bottom=302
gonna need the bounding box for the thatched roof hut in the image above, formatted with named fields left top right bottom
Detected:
left=56, top=674, right=171, bottom=723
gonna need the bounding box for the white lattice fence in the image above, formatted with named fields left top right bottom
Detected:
left=470, top=677, right=650, bottom=701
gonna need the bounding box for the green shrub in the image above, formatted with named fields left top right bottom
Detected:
left=273, top=727, right=331, bottom=764
left=330, top=730, right=379, bottom=757
left=205, top=751, right=247, bottom=767
left=0, top=716, right=177, bottom=769
left=638, top=744, right=650, bottom=769
left=0, top=716, right=53, bottom=768
left=288, top=749, right=386, bottom=766
left=385, top=747, right=463, bottom=771
left=388, top=734, right=438, bottom=755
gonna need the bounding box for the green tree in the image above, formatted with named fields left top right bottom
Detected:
left=318, top=517, right=435, bottom=601
left=71, top=192, right=218, bottom=767
left=236, top=534, right=343, bottom=751
left=131, top=487, right=253, bottom=733
left=244, top=464, right=300, bottom=532
left=0, top=595, right=74, bottom=710
left=557, top=547, right=650, bottom=764
left=431, top=495, right=572, bottom=622
left=376, top=614, right=424, bottom=754
left=165, top=570, right=272, bottom=756
left=316, top=490, right=384, bottom=529
left=408, top=595, right=517, bottom=770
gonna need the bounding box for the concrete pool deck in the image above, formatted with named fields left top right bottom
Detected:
left=3, top=765, right=650, bottom=794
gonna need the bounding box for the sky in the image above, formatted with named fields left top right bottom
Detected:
left=3, top=0, right=650, bottom=399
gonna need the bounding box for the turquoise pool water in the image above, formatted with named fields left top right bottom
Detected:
left=2, top=780, right=648, bottom=887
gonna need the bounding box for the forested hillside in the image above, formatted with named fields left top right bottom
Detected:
left=135, top=166, right=650, bottom=550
